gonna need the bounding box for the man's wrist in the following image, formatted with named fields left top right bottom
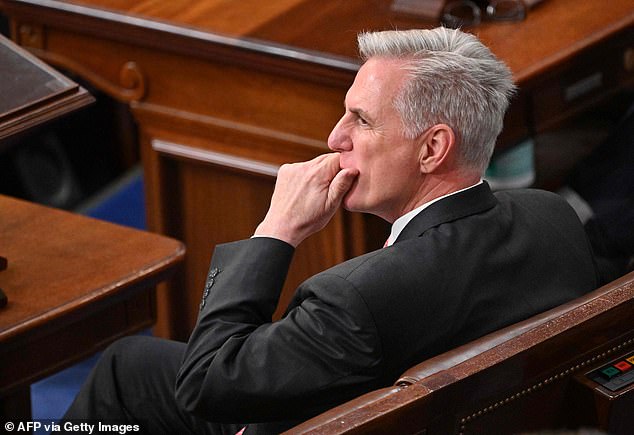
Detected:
left=253, top=222, right=300, bottom=248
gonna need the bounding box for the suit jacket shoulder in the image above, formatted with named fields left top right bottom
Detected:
left=304, top=182, right=599, bottom=376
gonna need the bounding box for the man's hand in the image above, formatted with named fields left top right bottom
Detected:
left=254, top=153, right=359, bottom=247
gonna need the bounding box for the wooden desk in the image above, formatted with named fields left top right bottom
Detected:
left=0, top=33, right=93, bottom=149
left=0, top=194, right=185, bottom=419
left=0, top=0, right=631, bottom=339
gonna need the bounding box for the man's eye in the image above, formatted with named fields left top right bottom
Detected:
left=357, top=117, right=369, bottom=126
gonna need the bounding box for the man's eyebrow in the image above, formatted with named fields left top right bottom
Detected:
left=349, top=107, right=373, bottom=122
left=342, top=96, right=373, bottom=122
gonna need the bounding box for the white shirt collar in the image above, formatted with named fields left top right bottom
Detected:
left=385, top=180, right=483, bottom=247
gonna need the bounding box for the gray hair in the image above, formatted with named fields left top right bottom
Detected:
left=358, top=27, right=516, bottom=174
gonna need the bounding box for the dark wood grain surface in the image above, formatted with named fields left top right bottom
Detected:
left=0, top=194, right=185, bottom=417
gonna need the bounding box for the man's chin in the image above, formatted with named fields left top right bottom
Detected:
left=342, top=193, right=387, bottom=220
left=342, top=180, right=362, bottom=211
left=341, top=195, right=355, bottom=212
left=342, top=193, right=364, bottom=214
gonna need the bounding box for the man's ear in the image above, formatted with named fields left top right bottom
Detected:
left=418, top=124, right=456, bottom=174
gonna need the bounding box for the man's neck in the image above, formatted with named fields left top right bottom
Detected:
left=389, top=172, right=482, bottom=223
left=385, top=179, right=483, bottom=247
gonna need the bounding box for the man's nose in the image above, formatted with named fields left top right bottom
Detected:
left=327, top=118, right=352, bottom=152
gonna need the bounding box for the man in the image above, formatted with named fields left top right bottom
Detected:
left=64, top=27, right=598, bottom=434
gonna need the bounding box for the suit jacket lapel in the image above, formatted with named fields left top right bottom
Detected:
left=394, top=181, right=498, bottom=244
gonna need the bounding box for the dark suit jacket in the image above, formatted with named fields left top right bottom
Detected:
left=175, top=182, right=599, bottom=433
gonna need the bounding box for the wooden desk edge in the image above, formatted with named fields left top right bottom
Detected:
left=2, top=0, right=633, bottom=87
left=516, top=11, right=634, bottom=83
left=0, top=240, right=185, bottom=342
left=0, top=87, right=95, bottom=143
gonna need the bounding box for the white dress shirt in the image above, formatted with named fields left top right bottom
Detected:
left=384, top=181, right=483, bottom=247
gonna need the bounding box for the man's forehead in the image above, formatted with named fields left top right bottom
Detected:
left=345, top=57, right=409, bottom=108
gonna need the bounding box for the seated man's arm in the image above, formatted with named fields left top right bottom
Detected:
left=175, top=236, right=381, bottom=422
left=176, top=153, right=367, bottom=422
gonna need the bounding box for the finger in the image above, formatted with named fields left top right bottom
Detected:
left=298, top=154, right=342, bottom=187
left=328, top=168, right=359, bottom=207
left=306, top=153, right=338, bottom=168
left=317, top=153, right=344, bottom=181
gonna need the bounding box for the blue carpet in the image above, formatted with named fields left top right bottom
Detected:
left=30, top=167, right=147, bottom=422
left=30, top=354, right=101, bottom=421
left=78, top=166, right=146, bottom=231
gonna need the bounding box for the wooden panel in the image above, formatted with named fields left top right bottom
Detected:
left=530, top=26, right=634, bottom=133
left=0, top=291, right=155, bottom=395
left=19, top=24, right=352, bottom=140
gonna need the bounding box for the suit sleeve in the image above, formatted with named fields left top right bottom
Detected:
left=175, top=237, right=382, bottom=423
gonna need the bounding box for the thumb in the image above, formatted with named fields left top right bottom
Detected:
left=328, top=168, right=359, bottom=208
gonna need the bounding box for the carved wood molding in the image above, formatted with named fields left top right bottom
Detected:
left=132, top=101, right=328, bottom=163
left=23, top=45, right=147, bottom=102
left=5, top=0, right=358, bottom=88
left=152, top=139, right=280, bottom=178
left=16, top=23, right=45, bottom=49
